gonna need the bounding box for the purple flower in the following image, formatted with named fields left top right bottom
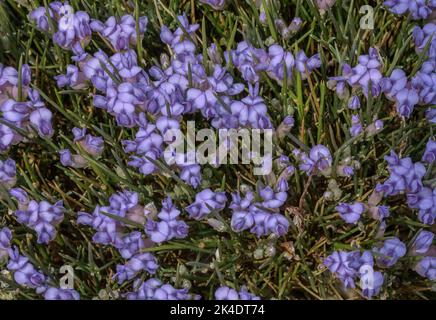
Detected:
left=0, top=158, right=16, bottom=189
left=29, top=107, right=54, bottom=138
left=110, top=50, right=143, bottom=79
left=72, top=127, right=104, bottom=157
left=295, top=51, right=321, bottom=79
left=230, top=83, right=272, bottom=129
left=126, top=278, right=198, bottom=300
left=328, top=63, right=352, bottom=99
left=349, top=48, right=382, bottom=97
left=415, top=257, right=436, bottom=280
left=349, top=114, right=363, bottom=137
left=200, top=0, right=226, bottom=10
left=266, top=214, right=289, bottom=236
left=336, top=202, right=365, bottom=224
left=426, top=108, right=436, bottom=123
left=365, top=119, right=384, bottom=136
left=315, top=0, right=336, bottom=12
left=51, top=9, right=92, bottom=52
left=186, top=188, right=227, bottom=220
left=288, top=17, right=303, bottom=33
left=117, top=232, right=145, bottom=259
left=249, top=211, right=271, bottom=237
left=59, top=149, right=88, bottom=168
left=0, top=227, right=12, bottom=261
left=0, top=123, right=20, bottom=152
left=145, top=197, right=188, bottom=243
left=226, top=41, right=268, bottom=84
left=14, top=199, right=65, bottom=244
left=44, top=287, right=80, bottom=300
left=422, top=139, right=436, bottom=163
left=77, top=190, right=142, bottom=247
left=361, top=270, right=384, bottom=299
left=214, top=285, right=260, bottom=300
left=158, top=197, right=181, bottom=221
left=54, top=65, right=87, bottom=89
left=91, top=15, right=148, bottom=51
left=214, top=286, right=240, bottom=300
left=123, top=114, right=163, bottom=175
left=78, top=207, right=122, bottom=246
left=348, top=95, right=360, bottom=110
left=324, top=251, right=358, bottom=288
left=384, top=0, right=435, bottom=20
left=342, top=165, right=354, bottom=177
left=238, top=287, right=261, bottom=300
left=337, top=165, right=354, bottom=177
left=29, top=7, right=53, bottom=32
left=9, top=187, right=30, bottom=207
left=230, top=191, right=256, bottom=232
left=395, top=87, right=419, bottom=118
left=179, top=164, right=202, bottom=188
left=145, top=220, right=171, bottom=243
left=381, top=69, right=408, bottom=99
left=7, top=246, right=47, bottom=293
left=372, top=237, right=406, bottom=267
left=412, top=61, right=436, bottom=107
left=266, top=45, right=295, bottom=85
left=156, top=116, right=180, bottom=137
left=298, top=144, right=332, bottom=174
left=413, top=23, right=436, bottom=60
left=259, top=179, right=288, bottom=209
left=410, top=230, right=434, bottom=255
left=376, top=151, right=426, bottom=196
left=1, top=99, right=32, bottom=123
left=114, top=252, right=159, bottom=284
left=407, top=187, right=434, bottom=212
left=187, top=64, right=243, bottom=118
left=368, top=205, right=390, bottom=221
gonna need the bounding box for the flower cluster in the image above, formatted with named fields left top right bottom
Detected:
left=0, top=228, right=80, bottom=300
left=329, top=32, right=436, bottom=119
left=10, top=189, right=65, bottom=244
left=230, top=179, right=290, bottom=237
left=29, top=2, right=91, bottom=57
left=0, top=157, right=16, bottom=189
left=186, top=188, right=227, bottom=220
left=214, top=285, right=260, bottom=300
left=145, top=197, right=189, bottom=243
left=2, top=0, right=430, bottom=301
left=0, top=227, right=12, bottom=261
left=60, top=127, right=104, bottom=168
left=76, top=190, right=191, bottom=290
left=78, top=190, right=146, bottom=246
left=294, top=144, right=332, bottom=175
left=415, top=257, right=436, bottom=280
left=200, top=0, right=226, bottom=11
left=126, top=278, right=199, bottom=300
left=375, top=150, right=435, bottom=225
left=0, top=64, right=54, bottom=152
left=227, top=41, right=320, bottom=86
left=90, top=15, right=148, bottom=52
left=78, top=190, right=163, bottom=286
left=324, top=247, right=393, bottom=299
left=372, top=237, right=407, bottom=267
left=335, top=202, right=366, bottom=224
left=328, top=48, right=382, bottom=98
left=410, top=230, right=434, bottom=255
left=384, top=0, right=436, bottom=20
left=114, top=252, right=158, bottom=284
left=28, top=0, right=322, bottom=195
